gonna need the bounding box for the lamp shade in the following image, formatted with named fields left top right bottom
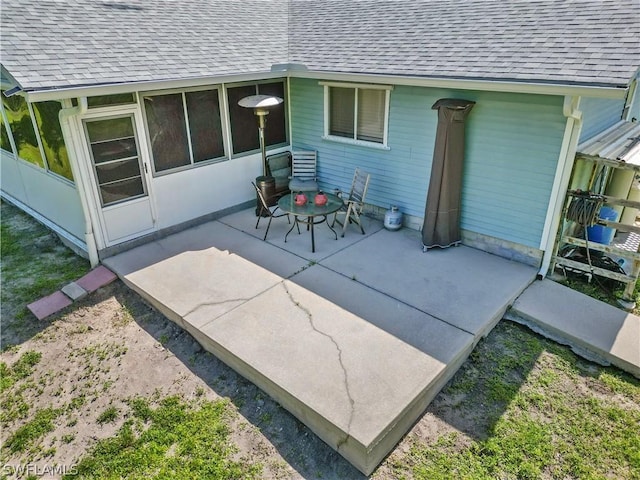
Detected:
left=238, top=94, right=283, bottom=109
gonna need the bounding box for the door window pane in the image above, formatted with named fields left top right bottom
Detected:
left=1, top=94, right=44, bottom=167
left=144, top=94, right=190, bottom=172
left=227, top=85, right=260, bottom=154
left=32, top=101, right=73, bottom=181
left=86, top=116, right=133, bottom=142
left=85, top=116, right=146, bottom=207
left=95, top=158, right=141, bottom=184
left=329, top=87, right=355, bottom=138
left=185, top=90, right=225, bottom=163
left=100, top=177, right=145, bottom=205
left=1, top=119, right=12, bottom=153
left=258, top=82, right=286, bottom=146
left=90, top=138, right=138, bottom=164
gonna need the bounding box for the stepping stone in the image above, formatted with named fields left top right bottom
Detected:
left=27, top=291, right=72, bottom=320
left=76, top=265, right=117, bottom=293
left=61, top=281, right=88, bottom=301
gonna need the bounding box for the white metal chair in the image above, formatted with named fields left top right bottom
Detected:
left=333, top=168, right=370, bottom=237
left=288, top=150, right=319, bottom=192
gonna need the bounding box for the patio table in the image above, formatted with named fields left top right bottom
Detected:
left=277, top=192, right=343, bottom=252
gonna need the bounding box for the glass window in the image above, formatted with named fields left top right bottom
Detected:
left=87, top=93, right=136, bottom=108
left=228, top=84, right=260, bottom=155
left=258, top=82, right=287, bottom=147
left=1, top=118, right=13, bottom=153
left=32, top=101, right=73, bottom=181
left=1, top=94, right=45, bottom=167
left=143, top=94, right=190, bottom=172
left=357, top=89, right=385, bottom=143
left=143, top=88, right=226, bottom=173
left=326, top=84, right=390, bottom=146
left=185, top=90, right=225, bottom=163
left=330, top=87, right=355, bottom=138
left=227, top=81, right=287, bottom=155
left=85, top=116, right=146, bottom=206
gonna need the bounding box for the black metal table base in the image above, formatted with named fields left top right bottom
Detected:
left=284, top=215, right=338, bottom=252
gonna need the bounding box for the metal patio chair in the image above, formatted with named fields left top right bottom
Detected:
left=288, top=150, right=319, bottom=192
left=252, top=181, right=296, bottom=241
left=332, top=168, right=370, bottom=237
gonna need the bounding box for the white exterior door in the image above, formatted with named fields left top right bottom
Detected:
left=83, top=114, right=155, bottom=245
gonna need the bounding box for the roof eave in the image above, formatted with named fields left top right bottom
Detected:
left=15, top=65, right=630, bottom=102
left=291, top=69, right=630, bottom=99
left=19, top=68, right=289, bottom=102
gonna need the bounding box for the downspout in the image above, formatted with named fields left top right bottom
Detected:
left=58, top=98, right=100, bottom=267
left=537, top=95, right=583, bottom=279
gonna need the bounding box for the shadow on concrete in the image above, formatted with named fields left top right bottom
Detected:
left=110, top=285, right=366, bottom=479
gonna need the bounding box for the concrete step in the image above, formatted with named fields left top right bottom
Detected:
left=507, top=279, right=640, bottom=378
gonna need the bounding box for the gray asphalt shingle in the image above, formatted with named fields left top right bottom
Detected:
left=288, top=0, right=639, bottom=87
left=1, top=0, right=638, bottom=91
left=1, top=0, right=289, bottom=90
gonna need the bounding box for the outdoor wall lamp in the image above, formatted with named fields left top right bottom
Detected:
left=238, top=94, right=283, bottom=177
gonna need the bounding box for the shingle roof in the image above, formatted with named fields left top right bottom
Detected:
left=1, top=0, right=638, bottom=92
left=1, top=0, right=289, bottom=91
left=289, top=0, right=640, bottom=88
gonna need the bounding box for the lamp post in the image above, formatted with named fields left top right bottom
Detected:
left=238, top=94, right=284, bottom=177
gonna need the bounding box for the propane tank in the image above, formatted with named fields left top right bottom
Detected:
left=384, top=205, right=403, bottom=231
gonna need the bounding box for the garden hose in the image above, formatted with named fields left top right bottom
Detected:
left=566, top=192, right=603, bottom=227
left=566, top=192, right=605, bottom=280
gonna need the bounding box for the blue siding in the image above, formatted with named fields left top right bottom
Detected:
left=579, top=97, right=624, bottom=142
left=290, top=78, right=565, bottom=248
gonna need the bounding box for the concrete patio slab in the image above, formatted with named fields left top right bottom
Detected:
left=508, top=279, right=640, bottom=378
left=321, top=227, right=537, bottom=336
left=103, top=209, right=540, bottom=474
left=106, top=245, right=284, bottom=331
left=291, top=264, right=474, bottom=358
left=219, top=207, right=384, bottom=262
left=104, top=220, right=309, bottom=281
left=194, top=279, right=473, bottom=474
left=27, top=290, right=72, bottom=320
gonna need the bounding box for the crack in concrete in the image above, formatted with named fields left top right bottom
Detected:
left=182, top=297, right=250, bottom=318
left=281, top=281, right=355, bottom=450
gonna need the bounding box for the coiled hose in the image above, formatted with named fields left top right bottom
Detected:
left=566, top=193, right=603, bottom=227
left=565, top=192, right=605, bottom=281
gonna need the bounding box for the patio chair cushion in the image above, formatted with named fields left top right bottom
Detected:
left=266, top=152, right=292, bottom=196
left=289, top=178, right=319, bottom=192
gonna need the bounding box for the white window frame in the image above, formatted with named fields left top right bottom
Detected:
left=139, top=86, right=229, bottom=176
left=321, top=81, right=392, bottom=150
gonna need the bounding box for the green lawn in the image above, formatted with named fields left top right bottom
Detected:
left=391, top=322, right=640, bottom=480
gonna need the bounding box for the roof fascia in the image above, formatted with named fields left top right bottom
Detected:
left=20, top=67, right=629, bottom=102
left=291, top=70, right=628, bottom=99
left=23, top=70, right=288, bottom=102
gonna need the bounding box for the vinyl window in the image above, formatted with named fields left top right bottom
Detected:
left=322, top=82, right=392, bottom=148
